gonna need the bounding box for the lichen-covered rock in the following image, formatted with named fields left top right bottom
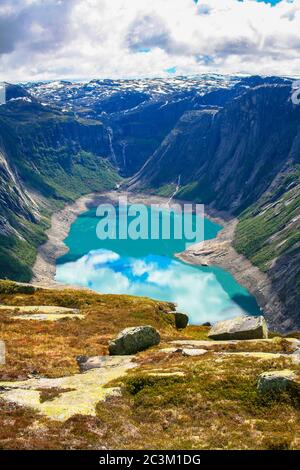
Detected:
left=77, top=355, right=134, bottom=372
left=208, top=315, right=268, bottom=341
left=174, top=312, right=189, bottom=329
left=108, top=326, right=160, bottom=356
left=257, top=370, right=298, bottom=394
left=0, top=340, right=5, bottom=365
left=0, top=356, right=136, bottom=421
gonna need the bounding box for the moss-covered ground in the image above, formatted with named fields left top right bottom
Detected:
left=0, top=281, right=299, bottom=450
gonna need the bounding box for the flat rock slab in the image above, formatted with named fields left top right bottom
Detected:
left=0, top=305, right=84, bottom=321
left=0, top=340, right=5, bottom=365
left=257, top=370, right=299, bottom=394
left=181, top=348, right=208, bottom=357
left=0, top=356, right=136, bottom=421
left=171, top=340, right=238, bottom=350
left=12, top=313, right=84, bottom=321
left=208, top=315, right=268, bottom=340
left=159, top=347, right=208, bottom=357
left=170, top=338, right=295, bottom=351
left=77, top=355, right=134, bottom=372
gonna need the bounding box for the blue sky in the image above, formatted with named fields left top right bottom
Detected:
left=0, top=0, right=299, bottom=81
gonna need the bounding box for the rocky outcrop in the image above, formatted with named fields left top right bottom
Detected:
left=168, top=311, right=189, bottom=329
left=174, top=312, right=189, bottom=329
left=257, top=370, right=299, bottom=394
left=108, top=326, right=160, bottom=355
left=208, top=315, right=268, bottom=341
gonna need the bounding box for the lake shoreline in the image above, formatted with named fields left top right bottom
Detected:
left=32, top=190, right=208, bottom=286
left=31, top=190, right=282, bottom=330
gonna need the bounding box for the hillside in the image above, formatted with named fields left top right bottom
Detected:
left=0, top=85, right=119, bottom=282
left=130, top=81, right=300, bottom=331
left=0, top=281, right=299, bottom=450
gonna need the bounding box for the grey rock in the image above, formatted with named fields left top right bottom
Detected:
left=77, top=355, right=134, bottom=372
left=108, top=326, right=160, bottom=356
left=0, top=340, right=5, bottom=365
left=167, top=311, right=189, bottom=329
left=160, top=347, right=207, bottom=357
left=257, top=370, right=298, bottom=394
left=174, top=312, right=189, bottom=329
left=181, top=348, right=207, bottom=357
left=208, top=315, right=268, bottom=341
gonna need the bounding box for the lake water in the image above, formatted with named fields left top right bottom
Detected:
left=56, top=205, right=261, bottom=324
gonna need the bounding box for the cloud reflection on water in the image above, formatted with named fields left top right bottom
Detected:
left=56, top=248, right=246, bottom=324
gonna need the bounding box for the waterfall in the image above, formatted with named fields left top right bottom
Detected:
left=121, top=141, right=127, bottom=168
left=107, top=126, right=118, bottom=167
left=167, top=175, right=181, bottom=205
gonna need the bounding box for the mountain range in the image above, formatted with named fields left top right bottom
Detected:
left=0, top=75, right=299, bottom=331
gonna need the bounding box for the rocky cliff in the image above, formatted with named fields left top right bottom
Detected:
left=0, top=85, right=119, bottom=281
left=130, top=81, right=300, bottom=331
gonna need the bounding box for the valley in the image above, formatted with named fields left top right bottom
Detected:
left=0, top=75, right=299, bottom=332
left=0, top=75, right=300, bottom=452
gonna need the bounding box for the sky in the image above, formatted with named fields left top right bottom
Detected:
left=0, top=0, right=299, bottom=81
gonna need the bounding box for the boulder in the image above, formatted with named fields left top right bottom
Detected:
left=202, top=322, right=212, bottom=327
left=108, top=326, right=160, bottom=356
left=257, top=370, right=298, bottom=394
left=208, top=315, right=268, bottom=341
left=167, top=311, right=189, bottom=329
left=0, top=340, right=5, bottom=365
left=174, top=312, right=189, bottom=329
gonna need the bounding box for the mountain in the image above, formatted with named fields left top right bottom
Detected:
left=0, top=76, right=299, bottom=331
left=25, top=75, right=239, bottom=176
left=129, top=79, right=300, bottom=331
left=0, top=84, right=119, bottom=281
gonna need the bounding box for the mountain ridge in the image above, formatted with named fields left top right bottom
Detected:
left=0, top=76, right=299, bottom=331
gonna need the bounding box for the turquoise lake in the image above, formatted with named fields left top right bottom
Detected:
left=56, top=206, right=261, bottom=324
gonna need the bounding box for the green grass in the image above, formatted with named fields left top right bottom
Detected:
left=234, top=169, right=300, bottom=271
left=0, top=104, right=121, bottom=281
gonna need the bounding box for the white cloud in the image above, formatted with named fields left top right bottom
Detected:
left=0, top=0, right=299, bottom=81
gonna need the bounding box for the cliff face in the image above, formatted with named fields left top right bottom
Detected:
left=131, top=82, right=300, bottom=331
left=0, top=86, right=119, bottom=281
left=133, top=84, right=300, bottom=209
left=107, top=96, right=200, bottom=176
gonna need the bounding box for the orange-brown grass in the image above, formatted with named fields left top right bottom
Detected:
left=0, top=353, right=299, bottom=450
left=0, top=285, right=191, bottom=379
left=0, top=282, right=210, bottom=380
left=1, top=281, right=300, bottom=450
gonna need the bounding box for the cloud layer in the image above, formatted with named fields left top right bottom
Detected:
left=0, top=0, right=299, bottom=80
